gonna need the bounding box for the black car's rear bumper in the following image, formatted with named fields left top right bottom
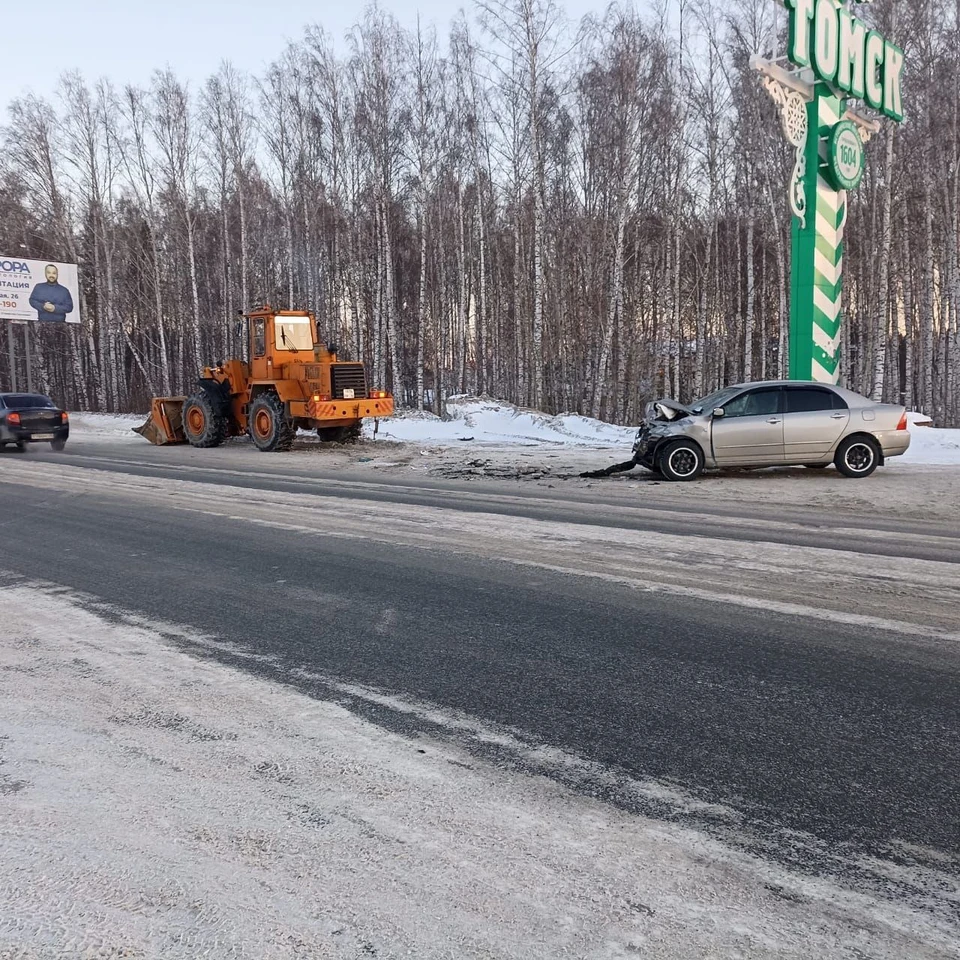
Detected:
left=0, top=425, right=69, bottom=444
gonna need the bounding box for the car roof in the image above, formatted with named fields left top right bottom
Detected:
left=726, top=380, right=835, bottom=389
left=723, top=381, right=870, bottom=402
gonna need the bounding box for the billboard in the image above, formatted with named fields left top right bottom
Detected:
left=0, top=257, right=81, bottom=325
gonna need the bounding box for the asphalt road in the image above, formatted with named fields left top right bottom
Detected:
left=2, top=440, right=959, bottom=902
left=21, top=439, right=960, bottom=562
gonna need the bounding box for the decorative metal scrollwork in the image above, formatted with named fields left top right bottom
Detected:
left=762, top=76, right=809, bottom=228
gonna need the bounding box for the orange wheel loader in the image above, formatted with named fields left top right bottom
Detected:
left=135, top=306, right=394, bottom=452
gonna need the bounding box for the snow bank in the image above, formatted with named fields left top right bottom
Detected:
left=67, top=401, right=637, bottom=449
left=369, top=396, right=637, bottom=447
left=68, top=412, right=146, bottom=442
left=900, top=418, right=960, bottom=466
left=65, top=400, right=960, bottom=464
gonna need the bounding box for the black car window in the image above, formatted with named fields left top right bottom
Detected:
left=785, top=387, right=843, bottom=413
left=722, top=387, right=782, bottom=419
left=4, top=394, right=55, bottom=409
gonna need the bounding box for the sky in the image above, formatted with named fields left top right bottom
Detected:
left=9, top=0, right=603, bottom=103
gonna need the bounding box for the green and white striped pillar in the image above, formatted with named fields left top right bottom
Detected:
left=790, top=84, right=846, bottom=383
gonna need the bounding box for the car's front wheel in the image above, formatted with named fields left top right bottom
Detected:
left=657, top=439, right=704, bottom=482
left=834, top=436, right=880, bottom=478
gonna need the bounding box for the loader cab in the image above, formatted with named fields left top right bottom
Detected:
left=246, top=308, right=319, bottom=381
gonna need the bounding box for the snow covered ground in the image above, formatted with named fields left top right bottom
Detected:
left=1, top=579, right=956, bottom=959
left=904, top=411, right=960, bottom=465
left=372, top=397, right=638, bottom=447
left=69, top=397, right=960, bottom=465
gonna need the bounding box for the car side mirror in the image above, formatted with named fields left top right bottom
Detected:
left=713, top=407, right=725, bottom=418
left=235, top=320, right=243, bottom=338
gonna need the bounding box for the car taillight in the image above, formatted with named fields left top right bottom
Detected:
left=61, top=412, right=69, bottom=424
left=897, top=412, right=908, bottom=431
left=7, top=412, right=20, bottom=426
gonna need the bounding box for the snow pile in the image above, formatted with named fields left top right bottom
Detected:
left=64, top=400, right=960, bottom=464
left=901, top=415, right=960, bottom=466
left=371, top=396, right=637, bottom=447
left=68, top=412, right=146, bottom=442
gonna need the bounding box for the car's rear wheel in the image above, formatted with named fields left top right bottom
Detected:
left=50, top=438, right=66, bottom=452
left=834, top=436, right=880, bottom=478
left=657, top=439, right=704, bottom=482
left=15, top=441, right=26, bottom=453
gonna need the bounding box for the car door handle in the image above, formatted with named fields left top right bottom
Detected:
left=767, top=418, right=782, bottom=424
left=830, top=413, right=846, bottom=419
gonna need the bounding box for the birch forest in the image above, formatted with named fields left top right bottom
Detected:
left=1, top=0, right=958, bottom=425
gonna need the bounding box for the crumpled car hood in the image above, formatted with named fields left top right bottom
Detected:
left=643, top=398, right=693, bottom=422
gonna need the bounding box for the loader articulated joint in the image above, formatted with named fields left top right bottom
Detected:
left=197, top=377, right=232, bottom=417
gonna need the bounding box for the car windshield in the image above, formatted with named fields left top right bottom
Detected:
left=690, top=387, right=740, bottom=414
left=4, top=394, right=56, bottom=409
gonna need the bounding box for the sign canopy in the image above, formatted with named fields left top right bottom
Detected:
left=784, top=0, right=904, bottom=122
left=0, top=257, right=81, bottom=325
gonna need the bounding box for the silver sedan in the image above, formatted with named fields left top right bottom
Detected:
left=632, top=381, right=910, bottom=482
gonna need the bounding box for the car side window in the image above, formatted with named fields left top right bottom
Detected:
left=722, top=388, right=782, bottom=418
left=785, top=388, right=838, bottom=413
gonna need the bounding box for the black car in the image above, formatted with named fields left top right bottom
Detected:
left=0, top=393, right=69, bottom=451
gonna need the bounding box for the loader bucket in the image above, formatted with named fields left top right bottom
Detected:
left=134, top=397, right=187, bottom=445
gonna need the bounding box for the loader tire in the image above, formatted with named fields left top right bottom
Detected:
left=182, top=392, right=229, bottom=448
left=250, top=393, right=295, bottom=452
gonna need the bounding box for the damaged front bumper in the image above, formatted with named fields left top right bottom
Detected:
left=632, top=426, right=655, bottom=466
left=632, top=399, right=689, bottom=467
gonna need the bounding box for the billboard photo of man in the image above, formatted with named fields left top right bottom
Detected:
left=28, top=264, right=75, bottom=322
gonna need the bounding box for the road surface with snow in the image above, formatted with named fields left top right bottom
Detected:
left=1, top=410, right=958, bottom=959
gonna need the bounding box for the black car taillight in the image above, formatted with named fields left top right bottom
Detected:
left=7, top=412, right=20, bottom=426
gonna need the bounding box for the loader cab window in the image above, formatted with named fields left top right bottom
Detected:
left=275, top=317, right=313, bottom=352
left=252, top=318, right=266, bottom=358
